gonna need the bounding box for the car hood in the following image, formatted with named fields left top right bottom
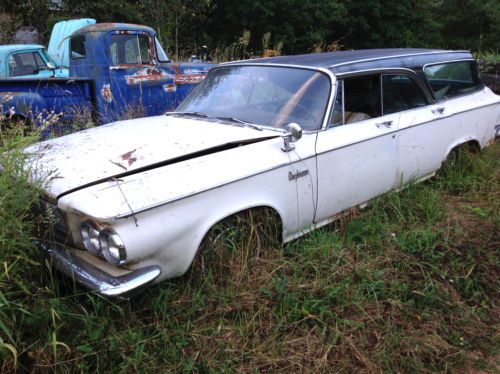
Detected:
left=24, top=115, right=280, bottom=199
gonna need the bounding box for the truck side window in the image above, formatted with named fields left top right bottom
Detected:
left=71, top=36, right=86, bottom=60
left=109, top=34, right=152, bottom=65
left=8, top=52, right=40, bottom=76
left=424, top=61, right=483, bottom=100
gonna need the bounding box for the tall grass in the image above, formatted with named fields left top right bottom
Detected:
left=0, top=130, right=498, bottom=372
left=0, top=125, right=45, bottom=370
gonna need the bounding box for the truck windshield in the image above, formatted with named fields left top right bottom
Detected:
left=176, top=65, right=331, bottom=131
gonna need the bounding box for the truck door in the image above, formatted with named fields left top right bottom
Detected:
left=107, top=31, right=175, bottom=120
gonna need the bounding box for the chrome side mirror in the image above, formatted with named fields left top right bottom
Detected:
left=282, top=122, right=302, bottom=152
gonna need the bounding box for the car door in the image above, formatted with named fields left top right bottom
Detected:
left=313, top=74, right=401, bottom=225
left=377, top=73, right=437, bottom=184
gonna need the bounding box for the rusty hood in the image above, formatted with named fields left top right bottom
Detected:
left=24, top=115, right=280, bottom=199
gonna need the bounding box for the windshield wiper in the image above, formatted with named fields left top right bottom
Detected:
left=166, top=111, right=216, bottom=119
left=167, top=112, right=263, bottom=131
left=214, top=116, right=263, bottom=131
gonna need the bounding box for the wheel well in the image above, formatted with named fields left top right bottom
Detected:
left=190, top=206, right=283, bottom=281
left=445, top=140, right=481, bottom=162
left=460, top=140, right=481, bottom=153
left=197, top=206, right=283, bottom=254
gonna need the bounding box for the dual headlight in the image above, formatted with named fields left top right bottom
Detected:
left=81, top=222, right=126, bottom=266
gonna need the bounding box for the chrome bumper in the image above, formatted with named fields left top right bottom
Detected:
left=38, top=242, right=162, bottom=297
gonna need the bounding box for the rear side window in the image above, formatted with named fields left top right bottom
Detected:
left=330, top=73, right=429, bottom=126
left=71, top=36, right=86, bottom=59
left=424, top=61, right=483, bottom=100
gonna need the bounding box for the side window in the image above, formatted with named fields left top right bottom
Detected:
left=8, top=52, right=38, bottom=76
left=70, top=36, right=86, bottom=60
left=382, top=75, right=429, bottom=115
left=424, top=61, right=483, bottom=100
left=109, top=34, right=152, bottom=65
left=343, top=74, right=381, bottom=124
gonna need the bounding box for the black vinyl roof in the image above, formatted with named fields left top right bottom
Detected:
left=227, top=48, right=474, bottom=74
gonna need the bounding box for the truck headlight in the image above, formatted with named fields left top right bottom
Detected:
left=99, top=230, right=126, bottom=266
left=81, top=222, right=101, bottom=255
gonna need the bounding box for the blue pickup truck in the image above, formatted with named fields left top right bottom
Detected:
left=0, top=23, right=213, bottom=134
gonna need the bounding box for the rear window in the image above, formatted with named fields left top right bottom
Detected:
left=424, top=61, right=483, bottom=100
left=70, top=36, right=86, bottom=59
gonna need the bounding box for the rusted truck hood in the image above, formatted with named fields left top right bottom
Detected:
left=24, top=115, right=279, bottom=199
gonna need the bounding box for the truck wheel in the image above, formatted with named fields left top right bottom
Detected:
left=192, top=207, right=282, bottom=284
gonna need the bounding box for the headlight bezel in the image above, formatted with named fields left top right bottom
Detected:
left=99, top=229, right=127, bottom=266
left=80, top=222, right=127, bottom=266
left=80, top=222, right=101, bottom=256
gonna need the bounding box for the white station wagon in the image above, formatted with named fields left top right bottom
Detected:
left=27, top=48, right=500, bottom=296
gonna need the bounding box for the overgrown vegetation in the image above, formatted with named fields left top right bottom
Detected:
left=0, top=119, right=498, bottom=371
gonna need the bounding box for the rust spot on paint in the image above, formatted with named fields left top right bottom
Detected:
left=173, top=73, right=207, bottom=85
left=101, top=84, right=113, bottom=103
left=125, top=67, right=172, bottom=85
left=121, top=149, right=137, bottom=166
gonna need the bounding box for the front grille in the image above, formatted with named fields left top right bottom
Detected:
left=32, top=197, right=73, bottom=245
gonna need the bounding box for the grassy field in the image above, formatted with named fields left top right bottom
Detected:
left=0, top=130, right=498, bottom=372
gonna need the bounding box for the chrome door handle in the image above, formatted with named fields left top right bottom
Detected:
left=376, top=120, right=393, bottom=128
left=432, top=107, right=445, bottom=114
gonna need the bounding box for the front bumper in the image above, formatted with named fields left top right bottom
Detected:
left=38, top=242, right=162, bottom=296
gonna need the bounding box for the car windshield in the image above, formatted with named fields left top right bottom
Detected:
left=176, top=65, right=331, bottom=131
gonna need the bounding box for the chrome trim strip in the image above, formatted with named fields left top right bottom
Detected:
left=39, top=241, right=162, bottom=296
left=329, top=50, right=470, bottom=68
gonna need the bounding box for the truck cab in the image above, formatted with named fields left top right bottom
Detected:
left=68, top=23, right=212, bottom=124
left=0, top=44, right=65, bottom=78
left=0, top=23, right=213, bottom=134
